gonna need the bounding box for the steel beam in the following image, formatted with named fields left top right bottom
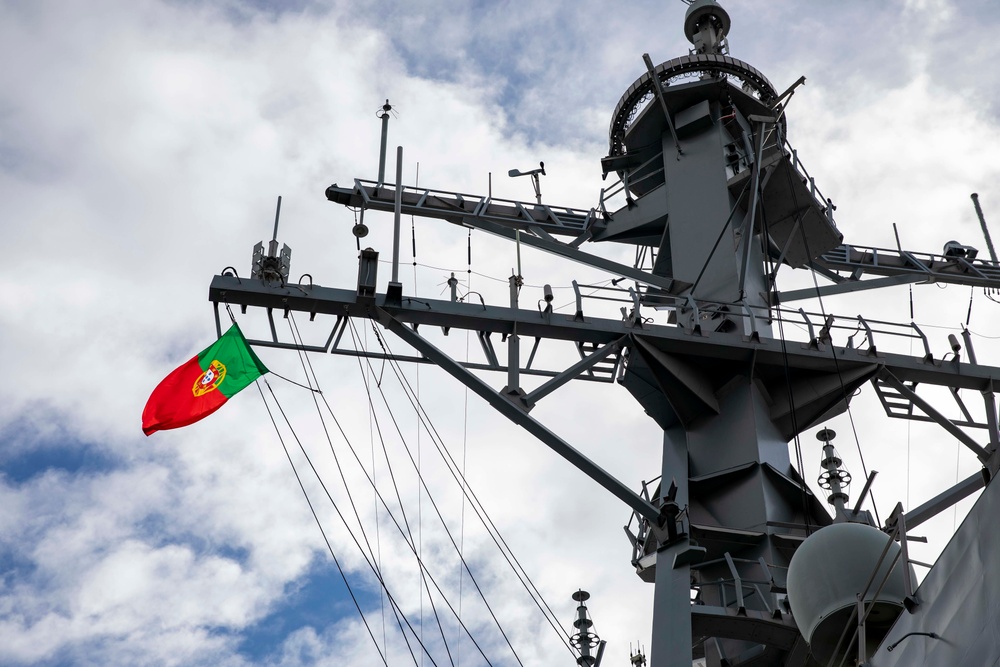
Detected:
left=209, top=275, right=1000, bottom=393
left=372, top=306, right=663, bottom=525
left=903, top=471, right=987, bottom=530
left=737, top=119, right=767, bottom=298
left=461, top=214, right=687, bottom=295
left=327, top=179, right=593, bottom=236
left=984, top=389, right=1000, bottom=451
left=816, top=243, right=1000, bottom=290
left=327, top=180, right=686, bottom=295
left=329, top=181, right=1000, bottom=292
left=776, top=274, right=924, bottom=303
left=878, top=370, right=991, bottom=461
left=642, top=52, right=682, bottom=156
left=522, top=338, right=624, bottom=408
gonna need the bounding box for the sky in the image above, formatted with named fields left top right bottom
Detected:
left=3, top=0, right=1000, bottom=665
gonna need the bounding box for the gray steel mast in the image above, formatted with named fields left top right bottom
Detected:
left=209, top=2, right=1000, bottom=665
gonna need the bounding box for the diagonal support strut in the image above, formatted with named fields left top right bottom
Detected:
left=374, top=307, right=663, bottom=525
left=522, top=337, right=625, bottom=409
left=879, top=369, right=991, bottom=462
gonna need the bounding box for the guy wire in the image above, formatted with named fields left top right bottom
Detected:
left=371, top=323, right=575, bottom=656
left=347, top=319, right=524, bottom=667
left=341, top=318, right=457, bottom=667
left=345, top=319, right=508, bottom=666
left=257, top=380, right=426, bottom=667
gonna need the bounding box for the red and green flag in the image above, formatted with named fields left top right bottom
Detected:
left=142, top=323, right=268, bottom=436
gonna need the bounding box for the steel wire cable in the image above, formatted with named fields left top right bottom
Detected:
left=458, top=258, right=473, bottom=667
left=262, top=377, right=441, bottom=667
left=379, top=346, right=574, bottom=653
left=285, top=318, right=384, bottom=575
left=368, top=322, right=576, bottom=657
left=365, top=319, right=389, bottom=652
left=373, top=322, right=569, bottom=624
left=907, top=337, right=913, bottom=511
left=411, top=169, right=428, bottom=667
left=281, top=317, right=501, bottom=666
left=689, top=178, right=753, bottom=296
left=379, top=351, right=574, bottom=655
left=254, top=380, right=395, bottom=667
left=382, top=258, right=576, bottom=290
left=347, top=319, right=526, bottom=667
left=756, top=178, right=814, bottom=535
left=325, top=319, right=458, bottom=667
left=288, top=315, right=456, bottom=667
left=779, top=163, right=880, bottom=527
left=284, top=366, right=501, bottom=667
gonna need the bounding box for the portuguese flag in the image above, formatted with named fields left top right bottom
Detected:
left=142, top=323, right=268, bottom=436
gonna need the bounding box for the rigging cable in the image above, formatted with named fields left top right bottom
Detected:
left=286, top=315, right=444, bottom=664
left=748, top=133, right=813, bottom=531
left=285, top=319, right=381, bottom=565
left=366, top=320, right=389, bottom=653
left=893, top=224, right=915, bottom=510
left=370, top=322, right=576, bottom=658
left=805, top=244, right=880, bottom=527
left=907, top=335, right=913, bottom=511
left=551, top=278, right=617, bottom=314
left=289, top=314, right=457, bottom=667
left=411, top=161, right=427, bottom=667
left=756, top=178, right=813, bottom=534
left=689, top=178, right=753, bottom=296
left=262, top=376, right=451, bottom=667
left=383, top=258, right=576, bottom=291
left=458, top=256, right=472, bottom=667
left=314, top=383, right=500, bottom=667
left=378, top=329, right=575, bottom=656
left=341, top=322, right=503, bottom=666
left=779, top=159, right=880, bottom=527
left=418, top=225, right=567, bottom=656
left=254, top=379, right=392, bottom=667
left=347, top=318, right=525, bottom=667
left=283, top=358, right=502, bottom=667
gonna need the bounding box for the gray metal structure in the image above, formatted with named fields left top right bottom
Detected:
left=210, top=2, right=1000, bottom=665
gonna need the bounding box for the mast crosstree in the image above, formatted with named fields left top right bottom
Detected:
left=210, top=2, right=1000, bottom=665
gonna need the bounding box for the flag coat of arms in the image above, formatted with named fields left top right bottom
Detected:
left=142, top=323, right=268, bottom=435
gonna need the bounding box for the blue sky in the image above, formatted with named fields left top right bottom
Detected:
left=3, top=0, right=1000, bottom=665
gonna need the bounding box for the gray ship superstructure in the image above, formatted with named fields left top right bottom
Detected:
left=209, top=2, right=1000, bottom=665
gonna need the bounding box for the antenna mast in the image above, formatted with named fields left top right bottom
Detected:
left=212, top=2, right=1000, bottom=664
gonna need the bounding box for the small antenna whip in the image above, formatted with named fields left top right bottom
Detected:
left=376, top=99, right=393, bottom=187
left=268, top=195, right=282, bottom=258
left=972, top=193, right=998, bottom=264
left=272, top=195, right=282, bottom=242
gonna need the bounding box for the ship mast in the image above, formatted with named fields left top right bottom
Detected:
left=209, top=1, right=1000, bottom=664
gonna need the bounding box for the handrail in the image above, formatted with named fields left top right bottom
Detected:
left=828, top=522, right=902, bottom=667
left=567, top=279, right=942, bottom=353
